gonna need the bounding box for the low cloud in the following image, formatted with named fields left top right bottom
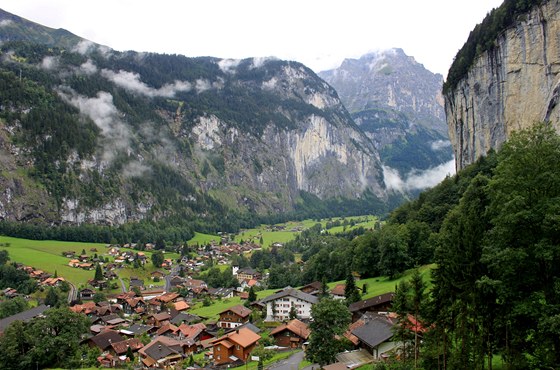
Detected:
left=383, top=159, right=456, bottom=192
left=79, top=59, right=98, bottom=75
left=73, top=40, right=95, bottom=55
left=431, top=140, right=452, bottom=151
left=122, top=160, right=150, bottom=178
left=218, top=58, right=241, bottom=73
left=101, top=69, right=192, bottom=97
left=0, top=20, right=13, bottom=27
left=41, top=56, right=59, bottom=70
left=58, top=89, right=131, bottom=163
left=251, top=56, right=278, bottom=69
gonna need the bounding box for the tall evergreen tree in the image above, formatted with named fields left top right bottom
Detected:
left=344, top=271, right=361, bottom=304
left=94, top=263, right=103, bottom=281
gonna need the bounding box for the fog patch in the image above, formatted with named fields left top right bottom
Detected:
left=79, top=59, right=98, bottom=75
left=73, top=40, right=95, bottom=55
left=383, top=159, right=456, bottom=192
left=122, top=160, right=150, bottom=178
left=252, top=56, right=278, bottom=69
left=40, top=56, right=59, bottom=70
left=0, top=20, right=13, bottom=27
left=431, top=140, right=452, bottom=151
left=58, top=89, right=131, bottom=163
left=101, top=69, right=192, bottom=97
left=218, top=58, right=241, bottom=73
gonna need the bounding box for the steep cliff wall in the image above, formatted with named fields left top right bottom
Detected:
left=445, top=1, right=560, bottom=170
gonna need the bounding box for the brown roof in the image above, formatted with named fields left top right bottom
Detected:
left=156, top=323, right=179, bottom=336
left=174, top=301, right=190, bottom=311
left=270, top=319, right=310, bottom=340
left=211, top=327, right=261, bottom=348
left=219, top=304, right=252, bottom=318
left=330, top=284, right=346, bottom=296
left=157, top=292, right=180, bottom=303
left=89, top=330, right=125, bottom=351
left=178, top=323, right=206, bottom=339
left=110, top=338, right=144, bottom=355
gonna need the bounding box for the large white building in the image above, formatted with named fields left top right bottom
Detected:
left=260, top=287, right=318, bottom=322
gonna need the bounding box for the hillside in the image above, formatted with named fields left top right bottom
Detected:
left=0, top=9, right=392, bottom=232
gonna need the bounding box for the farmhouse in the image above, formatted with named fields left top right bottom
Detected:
left=270, top=319, right=310, bottom=348
left=211, top=327, right=261, bottom=365
left=218, top=305, right=252, bottom=329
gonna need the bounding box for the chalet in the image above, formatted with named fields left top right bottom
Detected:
left=270, top=319, right=310, bottom=348
left=41, top=277, right=65, bottom=287
left=88, top=330, right=125, bottom=351
left=209, top=287, right=235, bottom=299
left=155, top=292, right=181, bottom=305
left=122, top=297, right=146, bottom=314
left=350, top=316, right=397, bottom=359
left=120, top=323, right=156, bottom=337
left=151, top=270, right=166, bottom=280
left=110, top=337, right=144, bottom=357
left=103, top=270, right=118, bottom=280
left=137, top=252, right=147, bottom=264
left=156, top=323, right=180, bottom=337
left=235, top=267, right=261, bottom=282
left=260, top=287, right=318, bottom=322
left=149, top=312, right=171, bottom=327
left=218, top=305, right=252, bottom=329
left=211, top=327, right=261, bottom=365
left=299, top=281, right=322, bottom=295
left=174, top=301, right=190, bottom=312
left=62, top=251, right=76, bottom=258
left=348, top=292, right=395, bottom=322
left=178, top=322, right=210, bottom=342
left=78, top=254, right=89, bottom=262
left=169, top=275, right=186, bottom=288
left=330, top=284, right=346, bottom=300
left=129, top=277, right=144, bottom=291
left=107, top=246, right=120, bottom=256
left=2, top=288, right=18, bottom=298
left=171, top=312, right=203, bottom=326
left=139, top=336, right=185, bottom=368
left=80, top=288, right=95, bottom=300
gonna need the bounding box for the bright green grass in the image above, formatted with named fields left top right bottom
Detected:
left=188, top=232, right=220, bottom=246
left=0, top=236, right=106, bottom=285
left=233, top=216, right=377, bottom=248
left=0, top=236, right=179, bottom=287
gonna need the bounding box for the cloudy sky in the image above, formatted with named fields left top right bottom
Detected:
left=3, top=0, right=503, bottom=76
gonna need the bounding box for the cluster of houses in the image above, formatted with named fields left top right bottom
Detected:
left=0, top=264, right=68, bottom=300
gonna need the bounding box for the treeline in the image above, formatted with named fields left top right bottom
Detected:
left=444, top=0, right=545, bottom=94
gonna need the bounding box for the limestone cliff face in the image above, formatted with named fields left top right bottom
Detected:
left=445, top=1, right=560, bottom=170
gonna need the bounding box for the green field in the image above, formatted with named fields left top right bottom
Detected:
left=232, top=216, right=377, bottom=248
left=0, top=236, right=179, bottom=287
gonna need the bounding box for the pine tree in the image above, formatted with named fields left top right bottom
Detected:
left=94, top=263, right=103, bottom=281
left=344, top=271, right=361, bottom=304
left=248, top=286, right=257, bottom=303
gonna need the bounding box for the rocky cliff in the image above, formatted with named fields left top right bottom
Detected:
left=445, top=0, right=560, bottom=170
left=0, top=9, right=387, bottom=226
left=320, top=49, right=453, bottom=179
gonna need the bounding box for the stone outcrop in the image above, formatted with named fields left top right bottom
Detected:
left=445, top=1, right=560, bottom=170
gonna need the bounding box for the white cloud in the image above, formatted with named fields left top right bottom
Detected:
left=122, top=160, right=150, bottom=178
left=41, top=56, right=58, bottom=70
left=383, top=159, right=456, bottom=192
left=251, top=56, right=277, bottom=69
left=101, top=69, right=192, bottom=97
left=431, top=140, right=452, bottom=151
left=0, top=19, right=13, bottom=27
left=73, top=40, right=95, bottom=55
left=58, top=89, right=131, bottom=163
left=218, top=58, right=241, bottom=73
left=79, top=59, right=98, bottom=75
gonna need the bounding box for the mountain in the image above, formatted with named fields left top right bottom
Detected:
left=319, top=49, right=453, bottom=179
left=444, top=0, right=560, bottom=170
left=0, top=9, right=389, bottom=229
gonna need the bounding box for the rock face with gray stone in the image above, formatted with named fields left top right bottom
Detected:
left=445, top=1, right=560, bottom=170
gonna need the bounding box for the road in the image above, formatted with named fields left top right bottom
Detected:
left=67, top=281, right=77, bottom=304
left=164, top=265, right=180, bottom=292
left=267, top=351, right=308, bottom=370
left=118, top=277, right=127, bottom=293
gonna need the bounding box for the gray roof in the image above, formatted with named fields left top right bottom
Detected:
left=348, top=292, right=395, bottom=313
left=144, top=341, right=181, bottom=361
left=351, top=317, right=394, bottom=348
left=0, top=304, right=49, bottom=333
left=126, top=323, right=154, bottom=335
left=170, top=313, right=202, bottom=325
left=260, top=287, right=318, bottom=304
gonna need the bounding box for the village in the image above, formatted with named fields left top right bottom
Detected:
left=0, top=234, right=423, bottom=370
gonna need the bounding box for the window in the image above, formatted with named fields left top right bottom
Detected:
left=217, top=346, right=221, bottom=352
left=236, top=345, right=240, bottom=350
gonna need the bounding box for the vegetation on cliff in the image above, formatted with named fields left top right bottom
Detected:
left=444, top=0, right=545, bottom=95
